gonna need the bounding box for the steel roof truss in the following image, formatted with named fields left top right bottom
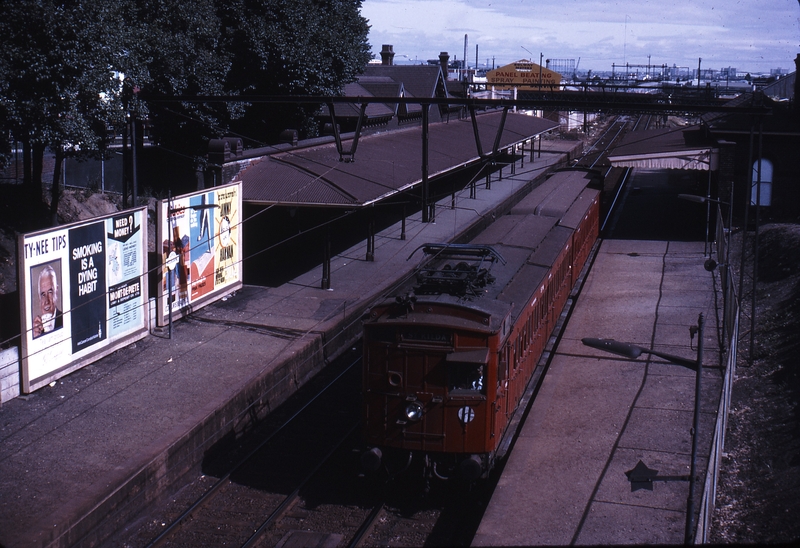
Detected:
left=469, top=106, right=510, bottom=161
left=327, top=101, right=368, bottom=163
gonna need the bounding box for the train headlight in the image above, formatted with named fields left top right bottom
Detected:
left=404, top=401, right=423, bottom=421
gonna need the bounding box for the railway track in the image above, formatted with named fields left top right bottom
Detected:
left=108, top=349, right=372, bottom=548
left=111, top=342, right=486, bottom=547
left=109, top=118, right=639, bottom=548
left=573, top=114, right=630, bottom=170
left=571, top=113, right=660, bottom=230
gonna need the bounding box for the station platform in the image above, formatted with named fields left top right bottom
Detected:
left=472, top=238, right=725, bottom=545
left=0, top=140, right=581, bottom=548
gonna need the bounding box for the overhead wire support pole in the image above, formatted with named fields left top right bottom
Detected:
left=327, top=102, right=343, bottom=156
left=348, top=103, right=368, bottom=161
left=685, top=313, right=705, bottom=545
left=468, top=105, right=485, bottom=158
left=131, top=112, right=138, bottom=207
left=422, top=104, right=431, bottom=223
left=738, top=118, right=754, bottom=357
left=491, top=106, right=509, bottom=156
left=750, top=117, right=764, bottom=365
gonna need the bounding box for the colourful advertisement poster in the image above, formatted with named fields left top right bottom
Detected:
left=106, top=212, right=144, bottom=338
left=19, top=207, right=148, bottom=393
left=213, top=185, right=239, bottom=291
left=157, top=182, right=241, bottom=325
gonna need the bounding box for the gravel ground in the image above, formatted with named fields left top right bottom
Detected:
left=710, top=224, right=800, bottom=544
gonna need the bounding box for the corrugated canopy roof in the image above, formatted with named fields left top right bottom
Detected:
left=607, top=125, right=718, bottom=171
left=240, top=110, right=558, bottom=207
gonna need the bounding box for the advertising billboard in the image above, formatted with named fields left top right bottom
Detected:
left=486, top=60, right=563, bottom=90
left=19, top=207, right=149, bottom=393
left=156, top=182, right=242, bottom=326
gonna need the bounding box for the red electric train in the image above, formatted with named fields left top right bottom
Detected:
left=360, top=168, right=602, bottom=482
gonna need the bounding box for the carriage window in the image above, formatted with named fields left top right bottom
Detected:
left=446, top=348, right=489, bottom=395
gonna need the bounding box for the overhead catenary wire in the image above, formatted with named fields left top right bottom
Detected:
left=5, top=127, right=553, bottom=367
left=8, top=106, right=689, bottom=370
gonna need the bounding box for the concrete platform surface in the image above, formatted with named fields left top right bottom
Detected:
left=472, top=239, right=724, bottom=546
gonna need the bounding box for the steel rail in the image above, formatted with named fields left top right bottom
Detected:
left=241, top=423, right=361, bottom=548
left=143, top=356, right=362, bottom=548
left=347, top=503, right=386, bottom=548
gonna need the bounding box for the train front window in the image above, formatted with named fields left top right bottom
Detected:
left=449, top=364, right=484, bottom=393
left=446, top=348, right=489, bottom=396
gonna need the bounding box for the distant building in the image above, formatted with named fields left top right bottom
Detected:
left=317, top=45, right=458, bottom=133
left=703, top=61, right=799, bottom=221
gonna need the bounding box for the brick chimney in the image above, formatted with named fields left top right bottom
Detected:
left=439, top=52, right=450, bottom=79
left=380, top=44, right=395, bottom=66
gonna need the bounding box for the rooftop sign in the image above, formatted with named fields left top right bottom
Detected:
left=486, top=60, right=563, bottom=90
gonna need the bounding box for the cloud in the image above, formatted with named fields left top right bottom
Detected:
left=362, top=0, right=800, bottom=72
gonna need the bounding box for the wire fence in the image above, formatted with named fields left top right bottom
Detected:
left=696, top=211, right=739, bottom=543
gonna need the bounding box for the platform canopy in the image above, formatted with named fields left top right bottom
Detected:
left=240, top=110, right=558, bottom=207
left=608, top=125, right=718, bottom=171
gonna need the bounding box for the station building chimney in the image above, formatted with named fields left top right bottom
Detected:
left=439, top=52, right=450, bottom=79
left=380, top=44, right=395, bottom=66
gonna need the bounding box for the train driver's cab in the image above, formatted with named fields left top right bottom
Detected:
left=446, top=348, right=489, bottom=397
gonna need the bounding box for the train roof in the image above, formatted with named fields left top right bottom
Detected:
left=559, top=188, right=600, bottom=230
left=472, top=214, right=558, bottom=251
left=498, top=263, right=550, bottom=308
left=510, top=168, right=600, bottom=217
left=369, top=168, right=598, bottom=332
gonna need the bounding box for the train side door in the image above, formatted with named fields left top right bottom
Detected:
left=493, top=353, right=509, bottom=441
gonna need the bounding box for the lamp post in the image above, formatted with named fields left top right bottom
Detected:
left=679, top=192, right=733, bottom=350
left=582, top=312, right=705, bottom=544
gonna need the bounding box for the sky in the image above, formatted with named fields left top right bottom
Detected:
left=361, top=0, right=800, bottom=74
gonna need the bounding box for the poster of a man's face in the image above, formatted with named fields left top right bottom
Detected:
left=32, top=261, right=63, bottom=339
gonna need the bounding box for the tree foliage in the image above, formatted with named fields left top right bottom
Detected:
left=123, top=0, right=234, bottom=161
left=0, top=0, right=131, bottom=218
left=0, top=0, right=371, bottom=213
left=219, top=0, right=372, bottom=141
left=0, top=1, right=127, bottom=153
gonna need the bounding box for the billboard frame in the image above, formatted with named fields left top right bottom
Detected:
left=155, top=182, right=243, bottom=327
left=18, top=207, right=150, bottom=393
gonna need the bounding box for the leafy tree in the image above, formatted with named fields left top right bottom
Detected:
left=0, top=0, right=129, bottom=223
left=0, top=0, right=372, bottom=217
left=218, top=0, right=371, bottom=142
left=125, top=0, right=235, bottom=165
